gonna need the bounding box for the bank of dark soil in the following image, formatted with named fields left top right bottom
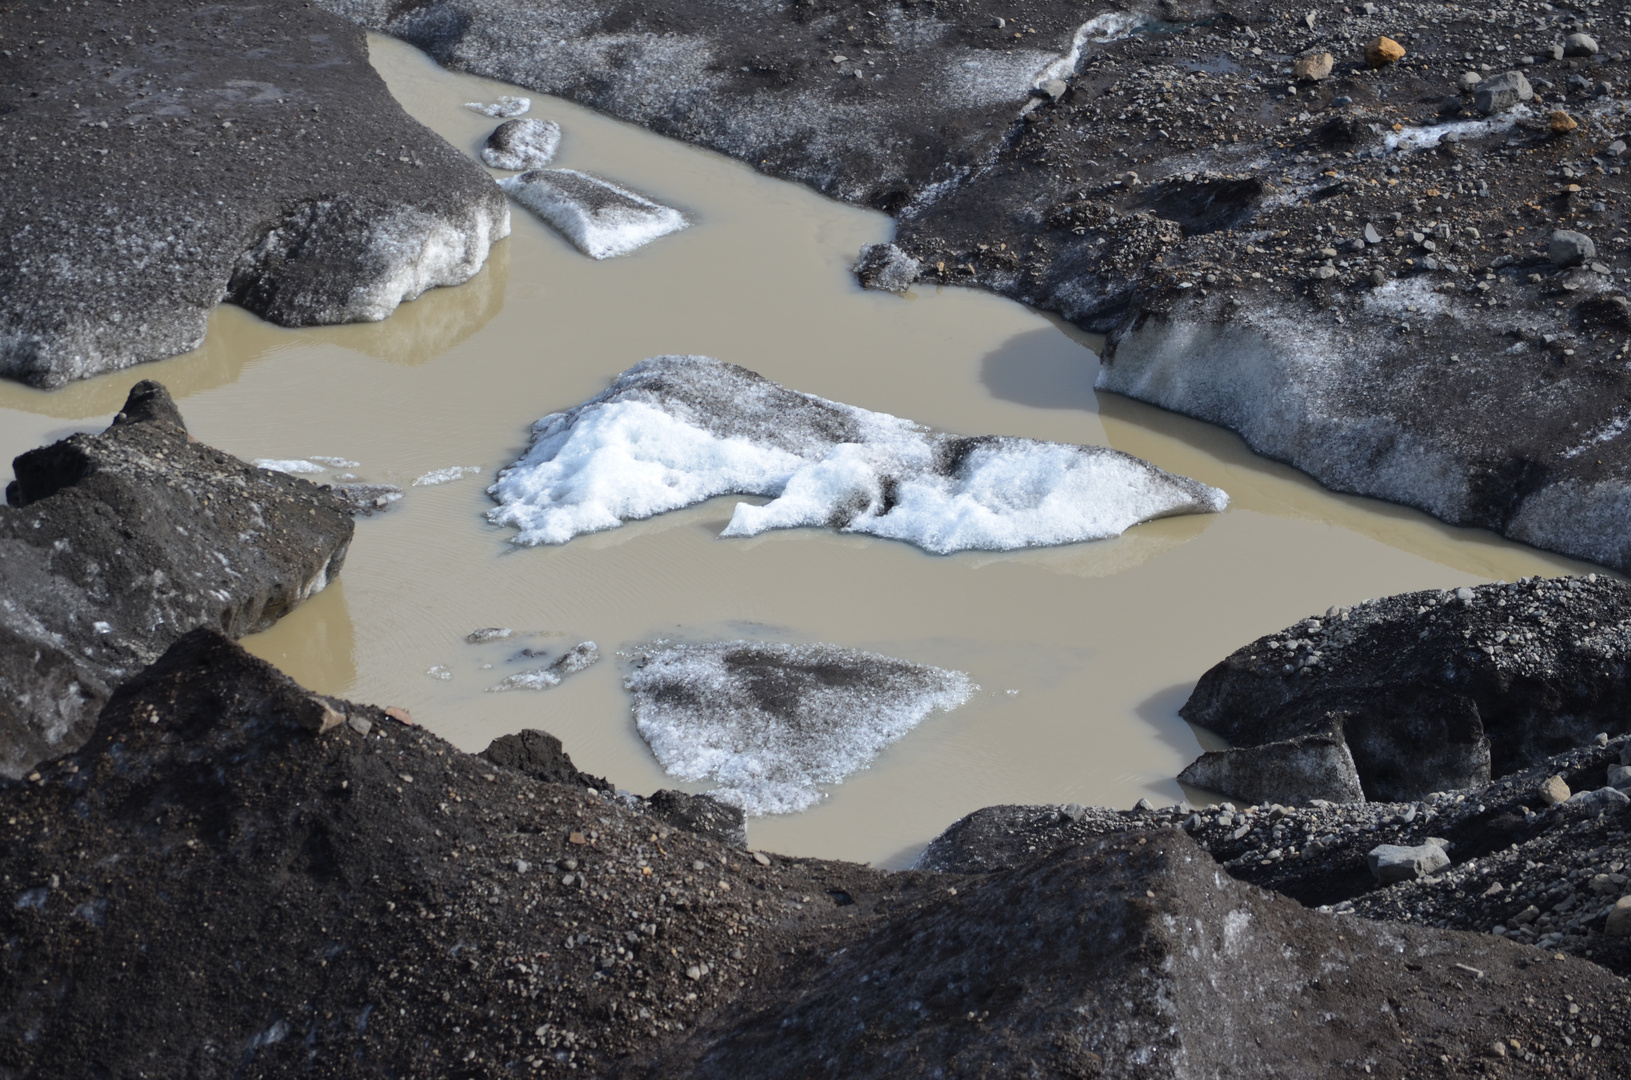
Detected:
left=0, top=0, right=507, bottom=387
left=0, top=381, right=352, bottom=780
left=6, top=631, right=1631, bottom=1079
left=320, top=0, right=1631, bottom=570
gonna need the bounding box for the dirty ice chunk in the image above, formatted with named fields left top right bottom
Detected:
left=486, top=641, right=600, bottom=692
left=488, top=355, right=1227, bottom=553
left=465, top=95, right=530, bottom=118
left=625, top=640, right=974, bottom=815
left=481, top=118, right=561, bottom=170
left=497, top=169, right=687, bottom=259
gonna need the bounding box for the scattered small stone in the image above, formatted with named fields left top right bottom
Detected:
left=1548, top=230, right=1596, bottom=268
left=1366, top=842, right=1450, bottom=885
left=1293, top=52, right=1334, bottom=82
left=1474, top=71, right=1533, bottom=115
left=1365, top=37, right=1405, bottom=68
left=384, top=706, right=414, bottom=725
left=347, top=715, right=373, bottom=736
left=1606, top=896, right=1631, bottom=937
left=1117, top=170, right=1140, bottom=187
left=1550, top=110, right=1579, bottom=134
left=752, top=852, right=771, bottom=866
left=1458, top=71, right=1482, bottom=92
left=1565, top=786, right=1630, bottom=815
left=1564, top=32, right=1600, bottom=58
left=1539, top=773, right=1572, bottom=805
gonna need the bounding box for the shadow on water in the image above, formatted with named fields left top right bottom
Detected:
left=977, top=327, right=1099, bottom=413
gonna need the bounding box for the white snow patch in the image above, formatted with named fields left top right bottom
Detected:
left=253, top=459, right=325, bottom=475
left=489, top=356, right=1227, bottom=553
left=943, top=48, right=1055, bottom=107
left=465, top=95, right=531, bottom=118
left=1563, top=412, right=1631, bottom=459
left=1382, top=108, right=1526, bottom=154
left=625, top=640, right=975, bottom=815
left=1035, top=12, right=1146, bottom=87
left=413, top=466, right=483, bottom=486
left=498, top=169, right=687, bottom=259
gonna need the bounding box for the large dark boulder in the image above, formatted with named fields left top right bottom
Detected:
left=1180, top=577, right=1631, bottom=803
left=0, top=381, right=352, bottom=777
left=0, top=0, right=508, bottom=387
left=481, top=726, right=611, bottom=792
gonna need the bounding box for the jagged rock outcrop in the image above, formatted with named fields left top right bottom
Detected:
left=1180, top=577, right=1631, bottom=803
left=0, top=0, right=508, bottom=387
left=0, top=381, right=352, bottom=778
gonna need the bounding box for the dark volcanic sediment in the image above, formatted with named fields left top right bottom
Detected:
left=0, top=0, right=508, bottom=388
left=320, top=0, right=1631, bottom=570
left=0, top=381, right=352, bottom=779
left=6, top=630, right=1630, bottom=1079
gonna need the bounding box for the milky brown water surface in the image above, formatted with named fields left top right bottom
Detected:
left=0, top=35, right=1605, bottom=867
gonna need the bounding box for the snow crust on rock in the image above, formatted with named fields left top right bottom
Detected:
left=489, top=356, right=1227, bottom=553
left=497, top=169, right=686, bottom=259
left=465, top=95, right=530, bottom=117
left=624, top=640, right=974, bottom=815
left=481, top=117, right=561, bottom=170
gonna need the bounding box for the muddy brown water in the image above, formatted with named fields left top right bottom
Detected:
left=0, top=35, right=1604, bottom=867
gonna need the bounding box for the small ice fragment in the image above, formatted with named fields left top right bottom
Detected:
left=625, top=640, right=974, bottom=815
left=413, top=466, right=482, bottom=486
left=332, top=484, right=402, bottom=516
left=465, top=95, right=530, bottom=118
left=487, top=668, right=561, bottom=692
left=484, top=641, right=599, bottom=692
left=497, top=169, right=687, bottom=259
left=254, top=459, right=324, bottom=475
left=93, top=621, right=112, bottom=634
left=466, top=627, right=516, bottom=644
left=308, top=456, right=360, bottom=468
left=481, top=118, right=561, bottom=170
left=488, top=356, right=1228, bottom=553
left=426, top=665, right=453, bottom=681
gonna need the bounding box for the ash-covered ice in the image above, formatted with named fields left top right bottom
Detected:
left=465, top=95, right=530, bottom=118
left=481, top=118, right=561, bottom=170
left=488, top=355, right=1227, bottom=553
left=496, top=169, right=687, bottom=259
left=624, top=641, right=974, bottom=815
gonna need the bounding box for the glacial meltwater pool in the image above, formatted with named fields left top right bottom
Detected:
left=0, top=35, right=1602, bottom=867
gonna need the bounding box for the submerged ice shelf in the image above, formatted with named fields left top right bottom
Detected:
left=624, top=640, right=975, bottom=815
left=487, top=355, right=1228, bottom=554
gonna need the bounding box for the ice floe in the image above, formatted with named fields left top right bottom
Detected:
left=624, top=640, right=974, bottom=815
left=486, top=641, right=600, bottom=692
left=497, top=169, right=687, bottom=259
left=481, top=118, right=561, bottom=170
left=413, top=465, right=483, bottom=486
left=254, top=459, right=326, bottom=475
left=465, top=95, right=530, bottom=118
left=488, top=355, right=1227, bottom=553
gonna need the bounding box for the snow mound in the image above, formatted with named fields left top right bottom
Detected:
left=486, top=641, right=601, bottom=692
left=488, top=355, right=1227, bottom=553
left=414, top=465, right=483, bottom=486
left=625, top=640, right=974, bottom=815
left=481, top=118, right=561, bottom=170
left=465, top=95, right=530, bottom=118
left=497, top=169, right=687, bottom=259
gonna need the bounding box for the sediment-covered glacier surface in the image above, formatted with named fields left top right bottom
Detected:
left=487, top=355, right=1227, bottom=554
left=624, top=640, right=974, bottom=815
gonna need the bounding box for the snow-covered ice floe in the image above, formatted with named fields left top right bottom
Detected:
left=496, top=169, right=687, bottom=259
left=254, top=459, right=326, bottom=475
left=488, top=356, right=1228, bottom=554
left=487, top=641, right=600, bottom=692
left=625, top=640, right=974, bottom=815
left=481, top=118, right=561, bottom=170
left=465, top=95, right=530, bottom=118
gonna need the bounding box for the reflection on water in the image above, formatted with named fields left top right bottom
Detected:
left=0, top=33, right=1613, bottom=870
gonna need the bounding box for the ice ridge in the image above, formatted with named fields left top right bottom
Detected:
left=625, top=640, right=974, bottom=815
left=488, top=356, right=1228, bottom=554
